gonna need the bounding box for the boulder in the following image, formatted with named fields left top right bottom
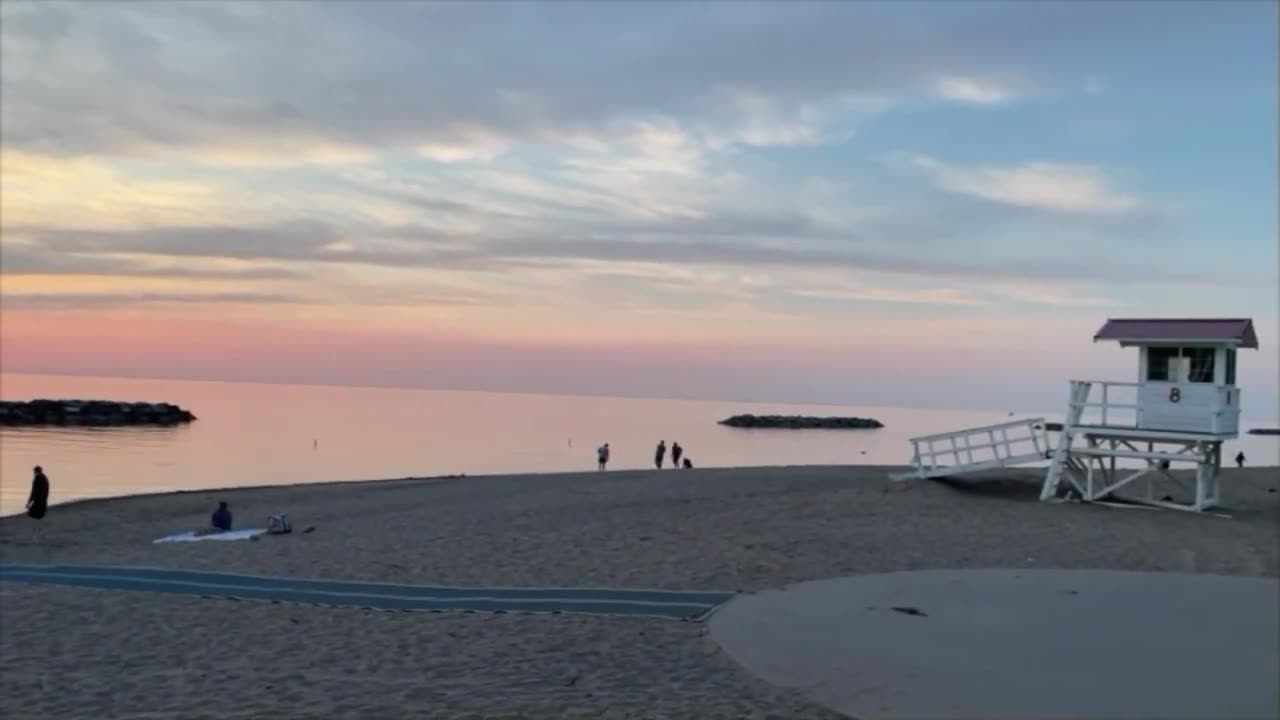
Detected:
left=718, top=414, right=883, bottom=429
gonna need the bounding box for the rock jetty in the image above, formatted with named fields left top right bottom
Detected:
left=0, top=399, right=197, bottom=426
left=718, top=414, right=883, bottom=430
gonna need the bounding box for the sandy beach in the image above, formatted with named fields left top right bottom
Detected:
left=2, top=464, right=1277, bottom=719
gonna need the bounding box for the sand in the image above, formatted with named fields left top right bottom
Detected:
left=2, top=464, right=1277, bottom=719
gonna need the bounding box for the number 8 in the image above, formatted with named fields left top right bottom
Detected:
left=1169, top=387, right=1181, bottom=403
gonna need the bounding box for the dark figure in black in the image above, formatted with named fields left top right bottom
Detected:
left=654, top=440, right=667, bottom=469
left=211, top=501, right=233, bottom=531
left=682, top=457, right=693, bottom=469
left=1236, top=451, right=1246, bottom=468
left=671, top=442, right=683, bottom=468
left=27, top=466, right=50, bottom=520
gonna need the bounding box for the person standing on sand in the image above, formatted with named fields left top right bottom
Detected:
left=597, top=443, right=610, bottom=471
left=671, top=442, right=683, bottom=468
left=655, top=440, right=666, bottom=469
left=1236, top=451, right=1246, bottom=468
left=26, top=466, right=49, bottom=520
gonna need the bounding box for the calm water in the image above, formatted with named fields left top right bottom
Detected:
left=2, top=373, right=1276, bottom=516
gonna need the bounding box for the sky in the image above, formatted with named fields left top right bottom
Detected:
left=1, top=0, right=1277, bottom=414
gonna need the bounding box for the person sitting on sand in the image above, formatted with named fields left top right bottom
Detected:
left=682, top=457, right=693, bottom=469
left=211, top=501, right=232, bottom=532
left=1236, top=451, right=1246, bottom=468
left=597, top=443, right=610, bottom=471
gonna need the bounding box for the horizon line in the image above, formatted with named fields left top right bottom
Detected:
left=3, top=368, right=1278, bottom=425
left=0, top=368, right=1069, bottom=418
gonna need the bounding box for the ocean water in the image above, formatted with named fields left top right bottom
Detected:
left=2, top=373, right=1276, bottom=516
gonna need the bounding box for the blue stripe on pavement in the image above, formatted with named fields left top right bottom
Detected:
left=0, top=564, right=735, bottom=621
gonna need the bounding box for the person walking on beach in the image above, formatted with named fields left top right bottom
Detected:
left=1235, top=451, right=1246, bottom=468
left=26, top=466, right=49, bottom=520
left=597, top=443, right=610, bottom=471
left=671, top=442, right=683, bottom=468
left=23, top=466, right=50, bottom=543
left=655, top=440, right=667, bottom=469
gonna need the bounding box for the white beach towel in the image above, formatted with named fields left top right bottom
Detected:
left=153, top=528, right=267, bottom=544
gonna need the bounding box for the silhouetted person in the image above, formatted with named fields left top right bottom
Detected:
left=211, top=501, right=232, bottom=531
left=655, top=440, right=667, bottom=469
left=597, top=443, right=610, bottom=471
left=682, top=457, right=693, bottom=469
left=26, top=466, right=49, bottom=520
left=671, top=442, right=683, bottom=468
left=1236, top=451, right=1246, bottom=469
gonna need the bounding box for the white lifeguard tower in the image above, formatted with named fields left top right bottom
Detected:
left=1040, top=318, right=1258, bottom=512
left=898, top=318, right=1259, bottom=513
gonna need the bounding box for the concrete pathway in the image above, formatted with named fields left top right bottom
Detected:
left=709, top=569, right=1278, bottom=720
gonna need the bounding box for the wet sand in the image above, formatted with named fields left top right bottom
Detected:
left=2, top=465, right=1277, bottom=719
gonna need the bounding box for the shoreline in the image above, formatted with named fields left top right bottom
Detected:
left=0, top=463, right=915, bottom=520
left=5, top=461, right=1276, bottom=522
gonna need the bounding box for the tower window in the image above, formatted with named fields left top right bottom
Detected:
left=1147, top=347, right=1180, bottom=381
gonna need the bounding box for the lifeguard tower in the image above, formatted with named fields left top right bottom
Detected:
left=1040, top=318, right=1257, bottom=511
left=897, top=318, right=1258, bottom=513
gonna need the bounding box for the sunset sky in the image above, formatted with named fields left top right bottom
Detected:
left=1, top=1, right=1276, bottom=413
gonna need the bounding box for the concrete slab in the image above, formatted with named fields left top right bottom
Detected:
left=709, top=569, right=1278, bottom=720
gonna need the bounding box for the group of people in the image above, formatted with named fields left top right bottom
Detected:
left=595, top=441, right=693, bottom=470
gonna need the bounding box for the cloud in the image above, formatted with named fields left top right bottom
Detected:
left=0, top=291, right=300, bottom=310
left=904, top=154, right=1143, bottom=215
left=784, top=285, right=985, bottom=306
left=4, top=1, right=1251, bottom=164
left=0, top=150, right=236, bottom=228
left=934, top=76, right=1016, bottom=105
left=779, top=282, right=1117, bottom=309
left=0, top=242, right=302, bottom=279
left=10, top=220, right=1262, bottom=292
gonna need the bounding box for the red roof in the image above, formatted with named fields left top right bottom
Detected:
left=1093, top=318, right=1258, bottom=348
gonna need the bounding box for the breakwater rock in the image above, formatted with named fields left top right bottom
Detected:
left=718, top=414, right=883, bottom=430
left=0, top=399, right=197, bottom=426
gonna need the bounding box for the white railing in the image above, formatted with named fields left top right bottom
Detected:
left=907, top=417, right=1050, bottom=477
left=1068, top=379, right=1241, bottom=437
left=1068, top=380, right=1141, bottom=428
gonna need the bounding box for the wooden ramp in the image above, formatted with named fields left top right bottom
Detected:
left=893, top=417, right=1051, bottom=481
